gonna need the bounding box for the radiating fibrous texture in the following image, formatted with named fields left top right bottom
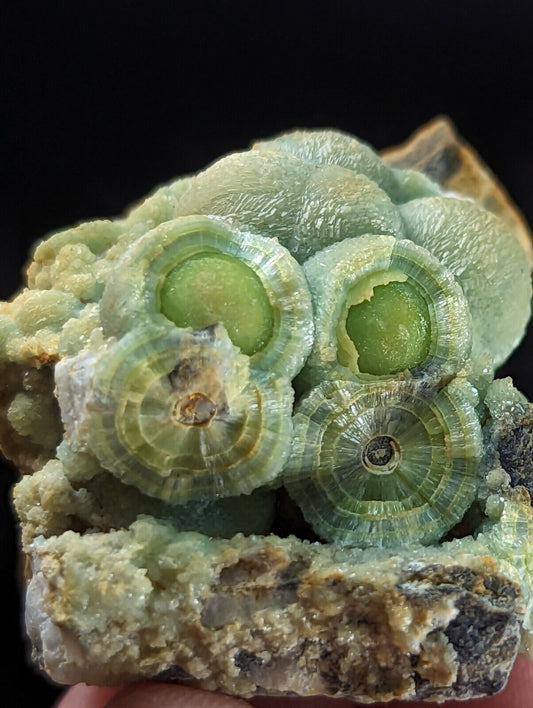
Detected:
left=400, top=198, right=531, bottom=366
left=302, top=235, right=471, bottom=385
left=284, top=378, right=482, bottom=547
left=100, top=215, right=314, bottom=379
left=3, top=122, right=533, bottom=702
left=55, top=323, right=294, bottom=503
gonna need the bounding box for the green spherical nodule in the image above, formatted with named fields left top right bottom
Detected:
left=346, top=280, right=431, bottom=375
left=160, top=251, right=274, bottom=356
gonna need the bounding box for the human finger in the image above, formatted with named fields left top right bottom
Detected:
left=54, top=684, right=122, bottom=708
left=55, top=682, right=250, bottom=708
left=105, top=683, right=252, bottom=707
left=54, top=654, right=533, bottom=708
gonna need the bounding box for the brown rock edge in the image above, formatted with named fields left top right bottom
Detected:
left=25, top=526, right=524, bottom=702
left=382, top=115, right=533, bottom=269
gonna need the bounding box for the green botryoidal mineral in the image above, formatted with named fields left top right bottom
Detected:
left=4, top=121, right=533, bottom=699
left=4, top=125, right=532, bottom=541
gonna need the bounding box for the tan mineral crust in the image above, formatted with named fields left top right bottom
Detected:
left=5, top=119, right=533, bottom=702
left=24, top=520, right=527, bottom=701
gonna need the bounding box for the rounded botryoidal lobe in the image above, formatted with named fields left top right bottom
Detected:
left=55, top=323, right=294, bottom=504
left=254, top=129, right=400, bottom=193
left=113, top=130, right=438, bottom=268
left=100, top=215, right=313, bottom=380
left=284, top=378, right=482, bottom=548
left=400, top=197, right=532, bottom=368
left=118, top=176, right=195, bottom=240
left=174, top=147, right=407, bottom=264
left=253, top=128, right=442, bottom=203
left=301, top=235, right=472, bottom=388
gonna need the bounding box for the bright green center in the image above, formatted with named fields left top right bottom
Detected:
left=345, top=281, right=431, bottom=375
left=159, top=252, right=274, bottom=356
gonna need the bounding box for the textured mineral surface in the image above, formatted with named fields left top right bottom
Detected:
left=4, top=119, right=533, bottom=702
left=24, top=520, right=527, bottom=701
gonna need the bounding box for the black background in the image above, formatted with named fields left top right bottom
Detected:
left=2, top=2, right=533, bottom=705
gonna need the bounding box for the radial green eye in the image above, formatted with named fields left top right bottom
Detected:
left=344, top=280, right=431, bottom=375
left=55, top=323, right=294, bottom=504
left=100, top=215, right=313, bottom=379
left=284, top=378, right=483, bottom=548
left=159, top=252, right=274, bottom=356
left=301, top=235, right=471, bottom=387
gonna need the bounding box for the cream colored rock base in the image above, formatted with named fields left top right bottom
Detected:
left=25, top=518, right=524, bottom=702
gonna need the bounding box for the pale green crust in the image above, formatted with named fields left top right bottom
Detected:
left=14, top=455, right=277, bottom=545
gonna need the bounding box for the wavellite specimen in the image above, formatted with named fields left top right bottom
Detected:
left=4, top=119, right=533, bottom=701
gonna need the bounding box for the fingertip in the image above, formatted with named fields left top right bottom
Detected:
left=55, top=682, right=252, bottom=708
left=494, top=655, right=533, bottom=707
left=54, top=684, right=123, bottom=708
left=106, top=682, right=252, bottom=707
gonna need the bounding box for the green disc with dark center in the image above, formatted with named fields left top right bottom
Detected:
left=56, top=323, right=295, bottom=504
left=345, top=280, right=431, bottom=375
left=284, top=378, right=482, bottom=548
left=160, top=252, right=274, bottom=356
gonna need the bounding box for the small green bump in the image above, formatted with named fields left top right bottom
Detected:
left=345, top=280, right=431, bottom=375
left=159, top=252, right=274, bottom=356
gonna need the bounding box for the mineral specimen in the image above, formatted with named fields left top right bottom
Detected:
left=4, top=118, right=533, bottom=702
